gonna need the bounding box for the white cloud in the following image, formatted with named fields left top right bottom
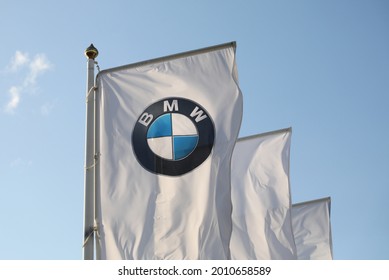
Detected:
left=3, top=51, right=52, bottom=114
left=4, top=86, right=21, bottom=114
left=25, top=54, right=52, bottom=86
left=7, top=51, right=30, bottom=72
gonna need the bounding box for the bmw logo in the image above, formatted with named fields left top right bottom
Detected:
left=132, top=98, right=215, bottom=176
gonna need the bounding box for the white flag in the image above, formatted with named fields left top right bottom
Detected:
left=292, top=197, right=333, bottom=260
left=95, top=43, right=243, bottom=259
left=230, top=128, right=297, bottom=259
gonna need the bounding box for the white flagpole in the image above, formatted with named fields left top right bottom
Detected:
left=83, top=44, right=98, bottom=260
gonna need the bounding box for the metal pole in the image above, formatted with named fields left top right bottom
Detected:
left=83, top=44, right=98, bottom=260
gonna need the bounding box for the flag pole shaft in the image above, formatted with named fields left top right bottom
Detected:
left=83, top=44, right=98, bottom=260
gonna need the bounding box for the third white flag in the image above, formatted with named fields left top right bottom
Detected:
left=292, top=197, right=333, bottom=260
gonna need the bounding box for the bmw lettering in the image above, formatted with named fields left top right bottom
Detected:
left=132, top=98, right=215, bottom=176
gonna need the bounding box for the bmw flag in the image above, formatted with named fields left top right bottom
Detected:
left=95, top=42, right=243, bottom=259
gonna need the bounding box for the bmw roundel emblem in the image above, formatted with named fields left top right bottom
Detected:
left=132, top=98, right=215, bottom=176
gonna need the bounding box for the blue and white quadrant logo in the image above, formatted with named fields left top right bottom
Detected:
left=147, top=113, right=198, bottom=161
left=132, top=98, right=215, bottom=176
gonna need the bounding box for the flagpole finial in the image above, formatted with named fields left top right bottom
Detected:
left=85, top=44, right=99, bottom=60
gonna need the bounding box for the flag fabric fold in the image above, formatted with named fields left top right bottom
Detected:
left=230, top=128, right=297, bottom=259
left=95, top=42, right=243, bottom=259
left=292, top=197, right=333, bottom=260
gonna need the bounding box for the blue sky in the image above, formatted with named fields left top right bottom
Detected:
left=1, top=0, right=388, bottom=260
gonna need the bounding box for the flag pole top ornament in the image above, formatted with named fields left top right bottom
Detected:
left=85, top=44, right=98, bottom=60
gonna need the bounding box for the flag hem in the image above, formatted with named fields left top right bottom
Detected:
left=292, top=196, right=331, bottom=208
left=97, top=41, right=236, bottom=78
left=238, top=127, right=292, bottom=143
